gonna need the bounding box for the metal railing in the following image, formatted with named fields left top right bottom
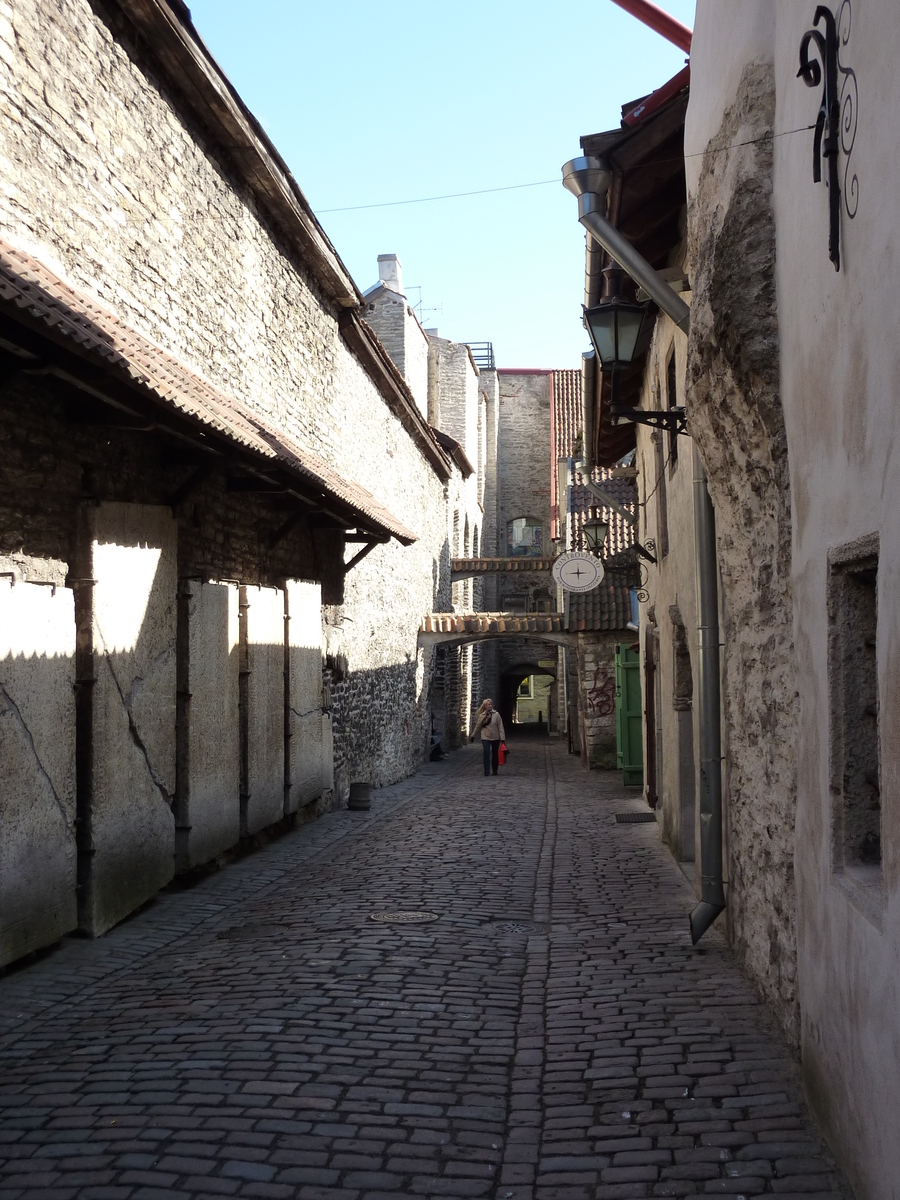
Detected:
left=464, top=342, right=495, bottom=370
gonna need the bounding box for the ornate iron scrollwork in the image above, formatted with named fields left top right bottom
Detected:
left=798, top=1, right=857, bottom=269
left=837, top=0, right=858, bottom=220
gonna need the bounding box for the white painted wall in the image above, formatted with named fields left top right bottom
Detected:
left=286, top=579, right=329, bottom=812
left=688, top=2, right=900, bottom=1192
left=178, top=580, right=240, bottom=869
left=0, top=567, right=76, bottom=964
left=82, top=503, right=177, bottom=937
left=242, top=585, right=286, bottom=836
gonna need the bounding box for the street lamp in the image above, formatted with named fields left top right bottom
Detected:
left=583, top=266, right=687, bottom=436
left=582, top=512, right=609, bottom=555
left=584, top=268, right=647, bottom=371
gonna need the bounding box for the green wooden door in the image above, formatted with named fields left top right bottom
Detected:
left=615, top=644, right=643, bottom=786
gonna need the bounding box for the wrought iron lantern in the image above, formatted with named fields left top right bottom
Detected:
left=584, top=269, right=647, bottom=371
left=581, top=512, right=609, bottom=555
left=584, top=267, right=686, bottom=436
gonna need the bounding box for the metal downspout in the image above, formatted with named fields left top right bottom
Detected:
left=690, top=443, right=726, bottom=942
left=561, top=157, right=691, bottom=335
left=581, top=350, right=596, bottom=476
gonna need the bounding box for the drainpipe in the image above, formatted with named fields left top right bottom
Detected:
left=561, top=157, right=726, bottom=942
left=581, top=350, right=596, bottom=476
left=690, top=443, right=726, bottom=943
left=561, top=157, right=691, bottom=335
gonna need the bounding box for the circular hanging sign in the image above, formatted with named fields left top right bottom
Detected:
left=552, top=552, right=604, bottom=593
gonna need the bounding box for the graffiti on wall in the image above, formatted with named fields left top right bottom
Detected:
left=586, top=670, right=616, bottom=718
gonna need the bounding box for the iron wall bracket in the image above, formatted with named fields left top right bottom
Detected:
left=611, top=406, right=687, bottom=435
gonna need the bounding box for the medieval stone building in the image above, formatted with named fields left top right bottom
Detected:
left=566, top=1, right=900, bottom=1193
left=0, top=0, right=472, bottom=965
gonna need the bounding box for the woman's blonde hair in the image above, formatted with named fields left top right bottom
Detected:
left=476, top=698, right=493, bottom=721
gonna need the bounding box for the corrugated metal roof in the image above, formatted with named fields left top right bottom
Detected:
left=0, top=240, right=416, bottom=545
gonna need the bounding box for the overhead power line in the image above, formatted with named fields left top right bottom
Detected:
left=318, top=178, right=559, bottom=214
left=316, top=125, right=815, bottom=216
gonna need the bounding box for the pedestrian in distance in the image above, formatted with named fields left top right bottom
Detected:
left=471, top=698, right=506, bottom=776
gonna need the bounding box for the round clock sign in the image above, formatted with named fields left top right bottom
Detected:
left=552, top=552, right=604, bottom=593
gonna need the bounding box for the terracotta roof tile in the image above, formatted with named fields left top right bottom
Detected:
left=451, top=558, right=557, bottom=574
left=565, top=578, right=634, bottom=633
left=0, top=240, right=416, bottom=545
left=419, top=612, right=566, bottom=636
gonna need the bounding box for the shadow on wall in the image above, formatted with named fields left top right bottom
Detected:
left=0, top=505, right=333, bottom=969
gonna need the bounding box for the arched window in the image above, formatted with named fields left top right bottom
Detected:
left=507, top=516, right=543, bottom=558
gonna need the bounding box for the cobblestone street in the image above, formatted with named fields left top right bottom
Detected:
left=0, top=740, right=849, bottom=1200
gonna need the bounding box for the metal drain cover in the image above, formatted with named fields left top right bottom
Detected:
left=492, top=921, right=549, bottom=935
left=615, top=812, right=657, bottom=824
left=369, top=911, right=440, bottom=924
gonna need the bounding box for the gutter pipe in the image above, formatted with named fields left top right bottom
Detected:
left=689, top=443, right=726, bottom=942
left=581, top=350, right=596, bottom=476
left=610, top=0, right=693, bottom=52
left=561, top=154, right=727, bottom=944
left=562, top=157, right=691, bottom=335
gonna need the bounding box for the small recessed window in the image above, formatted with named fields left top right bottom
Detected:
left=507, top=517, right=543, bottom=557
left=828, top=534, right=882, bottom=898
left=503, top=594, right=529, bottom=613
left=666, top=348, right=679, bottom=470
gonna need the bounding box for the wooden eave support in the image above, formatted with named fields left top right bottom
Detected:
left=0, top=309, right=404, bottom=548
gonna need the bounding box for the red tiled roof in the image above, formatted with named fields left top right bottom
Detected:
left=450, top=558, right=557, bottom=574
left=566, top=578, right=634, bottom=633
left=0, top=240, right=417, bottom=545
left=420, top=613, right=565, bottom=636
left=570, top=469, right=637, bottom=562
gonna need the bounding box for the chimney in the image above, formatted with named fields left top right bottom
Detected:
left=377, top=253, right=404, bottom=296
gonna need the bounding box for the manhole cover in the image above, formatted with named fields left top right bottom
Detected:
left=615, top=812, right=657, bottom=824
left=485, top=919, right=550, bottom=935
left=369, top=911, right=440, bottom=924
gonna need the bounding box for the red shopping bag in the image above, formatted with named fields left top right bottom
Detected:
left=498, top=742, right=508, bottom=766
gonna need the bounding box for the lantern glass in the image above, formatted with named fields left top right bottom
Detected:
left=582, top=517, right=609, bottom=553
left=584, top=298, right=648, bottom=368
left=585, top=307, right=617, bottom=364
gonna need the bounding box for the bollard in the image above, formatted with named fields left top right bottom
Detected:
left=348, top=782, right=371, bottom=811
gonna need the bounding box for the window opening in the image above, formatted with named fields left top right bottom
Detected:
left=828, top=534, right=881, bottom=895
left=665, top=348, right=678, bottom=470
left=507, top=517, right=543, bottom=557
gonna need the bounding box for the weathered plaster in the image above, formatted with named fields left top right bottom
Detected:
left=175, top=580, right=240, bottom=870
left=79, top=502, right=177, bottom=937
left=0, top=569, right=77, bottom=964
left=687, top=59, right=799, bottom=1041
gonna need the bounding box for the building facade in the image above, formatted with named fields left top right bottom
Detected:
left=568, top=2, right=900, bottom=1193
left=0, top=0, right=464, bottom=964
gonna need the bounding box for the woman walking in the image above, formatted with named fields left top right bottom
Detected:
left=471, top=698, right=506, bottom=776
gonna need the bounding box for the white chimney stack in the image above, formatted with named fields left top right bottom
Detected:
left=377, top=253, right=404, bottom=296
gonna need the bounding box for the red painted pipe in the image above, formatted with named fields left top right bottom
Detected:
left=610, top=0, right=692, bottom=53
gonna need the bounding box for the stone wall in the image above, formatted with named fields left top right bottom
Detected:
left=0, top=0, right=452, bottom=800
left=576, top=633, right=621, bottom=769
left=498, top=373, right=553, bottom=562
left=686, top=60, right=799, bottom=1042
left=428, top=339, right=480, bottom=465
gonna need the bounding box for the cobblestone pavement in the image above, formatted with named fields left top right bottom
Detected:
left=0, top=740, right=851, bottom=1200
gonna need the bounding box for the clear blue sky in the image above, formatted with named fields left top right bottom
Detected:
left=189, top=0, right=695, bottom=370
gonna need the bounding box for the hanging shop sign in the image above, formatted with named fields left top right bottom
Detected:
left=552, top=551, right=604, bottom=593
